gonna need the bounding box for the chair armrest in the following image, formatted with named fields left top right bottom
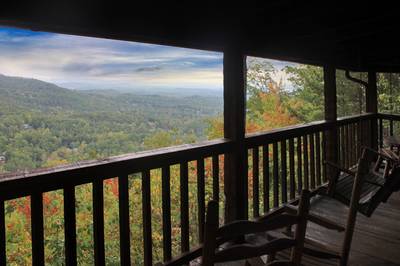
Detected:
left=362, top=146, right=398, bottom=163
left=324, top=161, right=356, bottom=176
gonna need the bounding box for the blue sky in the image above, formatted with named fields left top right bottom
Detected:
left=0, top=26, right=224, bottom=91
left=0, top=26, right=296, bottom=92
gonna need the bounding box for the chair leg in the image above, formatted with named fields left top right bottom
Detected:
left=339, top=201, right=359, bottom=266
left=267, top=252, right=276, bottom=263
left=373, top=155, right=383, bottom=173
left=284, top=225, right=293, bottom=236
left=246, top=257, right=266, bottom=266
left=340, top=156, right=369, bottom=266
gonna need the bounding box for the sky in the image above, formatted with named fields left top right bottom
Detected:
left=0, top=26, right=295, bottom=92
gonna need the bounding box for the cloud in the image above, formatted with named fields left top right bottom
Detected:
left=247, top=56, right=300, bottom=91
left=0, top=26, right=223, bottom=90
left=135, top=66, right=163, bottom=72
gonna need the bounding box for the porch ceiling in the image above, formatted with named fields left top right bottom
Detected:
left=1, top=1, right=399, bottom=72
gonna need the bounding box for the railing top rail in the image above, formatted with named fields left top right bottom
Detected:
left=336, top=112, right=376, bottom=125
left=245, top=113, right=375, bottom=147
left=378, top=113, right=400, bottom=121
left=0, top=138, right=232, bottom=200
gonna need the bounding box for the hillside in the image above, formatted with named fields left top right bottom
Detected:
left=0, top=74, right=222, bottom=173
left=0, top=74, right=222, bottom=113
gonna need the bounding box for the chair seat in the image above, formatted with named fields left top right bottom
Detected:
left=333, top=172, right=385, bottom=217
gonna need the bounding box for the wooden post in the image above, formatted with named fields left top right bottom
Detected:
left=323, top=65, right=339, bottom=195
left=366, top=71, right=378, bottom=150
left=223, top=46, right=247, bottom=223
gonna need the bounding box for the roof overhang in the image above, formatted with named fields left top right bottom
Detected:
left=1, top=1, right=399, bottom=72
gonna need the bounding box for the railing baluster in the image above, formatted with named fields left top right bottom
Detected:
left=355, top=122, right=359, bottom=159
left=212, top=155, right=219, bottom=202
left=348, top=124, right=351, bottom=165
left=288, top=139, right=295, bottom=200
left=390, top=119, right=394, bottom=136
left=303, top=135, right=309, bottom=189
left=367, top=120, right=372, bottom=147
left=379, top=118, right=383, bottom=148
left=118, top=175, right=131, bottom=266
left=273, top=142, right=279, bottom=208
left=281, top=141, right=287, bottom=204
left=243, top=149, right=249, bottom=219
left=345, top=124, right=350, bottom=167
left=64, top=185, right=77, bottom=266
left=322, top=131, right=327, bottom=182
left=197, top=159, right=205, bottom=242
left=93, top=179, right=105, bottom=266
left=315, top=133, right=322, bottom=186
left=162, top=166, right=172, bottom=261
left=358, top=121, right=361, bottom=155
left=180, top=162, right=190, bottom=253
left=262, top=145, right=270, bottom=213
left=340, top=126, right=345, bottom=167
left=354, top=122, right=361, bottom=160
left=244, top=149, right=249, bottom=219
left=309, top=134, right=316, bottom=189
left=349, top=124, right=353, bottom=165
left=142, top=170, right=152, bottom=266
left=352, top=123, right=356, bottom=165
left=342, top=125, right=346, bottom=167
left=297, top=137, right=303, bottom=192
left=31, top=192, right=44, bottom=266
left=252, top=147, right=260, bottom=217
left=358, top=121, right=363, bottom=155
left=0, top=199, right=6, bottom=266
left=340, top=126, right=344, bottom=167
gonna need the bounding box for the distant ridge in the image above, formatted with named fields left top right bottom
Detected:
left=0, top=73, right=222, bottom=113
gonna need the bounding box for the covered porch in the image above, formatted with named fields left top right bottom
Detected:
left=1, top=2, right=400, bottom=266
left=0, top=112, right=399, bottom=265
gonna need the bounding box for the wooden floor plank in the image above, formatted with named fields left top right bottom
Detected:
left=244, top=192, right=400, bottom=266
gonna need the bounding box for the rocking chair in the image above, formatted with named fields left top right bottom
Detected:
left=201, top=190, right=311, bottom=266
left=326, top=146, right=400, bottom=217
left=295, top=147, right=400, bottom=266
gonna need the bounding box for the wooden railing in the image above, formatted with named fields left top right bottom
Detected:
left=0, top=139, right=232, bottom=266
left=337, top=114, right=374, bottom=168
left=245, top=113, right=375, bottom=219
left=378, top=113, right=400, bottom=147
left=0, top=113, right=381, bottom=265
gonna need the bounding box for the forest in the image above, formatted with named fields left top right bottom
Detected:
left=1, top=60, right=400, bottom=265
left=0, top=74, right=222, bottom=173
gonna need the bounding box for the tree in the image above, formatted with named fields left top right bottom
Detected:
left=285, top=65, right=368, bottom=121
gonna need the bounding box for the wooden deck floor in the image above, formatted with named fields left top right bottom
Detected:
left=278, top=191, right=400, bottom=266
left=218, top=192, right=400, bottom=266
left=211, top=192, right=400, bottom=266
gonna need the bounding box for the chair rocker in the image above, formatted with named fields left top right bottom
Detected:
left=201, top=190, right=311, bottom=266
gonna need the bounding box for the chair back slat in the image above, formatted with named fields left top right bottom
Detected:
left=202, top=200, right=219, bottom=266
left=201, top=190, right=310, bottom=266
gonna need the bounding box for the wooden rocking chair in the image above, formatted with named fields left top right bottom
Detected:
left=289, top=147, right=400, bottom=266
left=373, top=143, right=400, bottom=178
left=326, top=146, right=400, bottom=217
left=201, top=190, right=311, bottom=266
